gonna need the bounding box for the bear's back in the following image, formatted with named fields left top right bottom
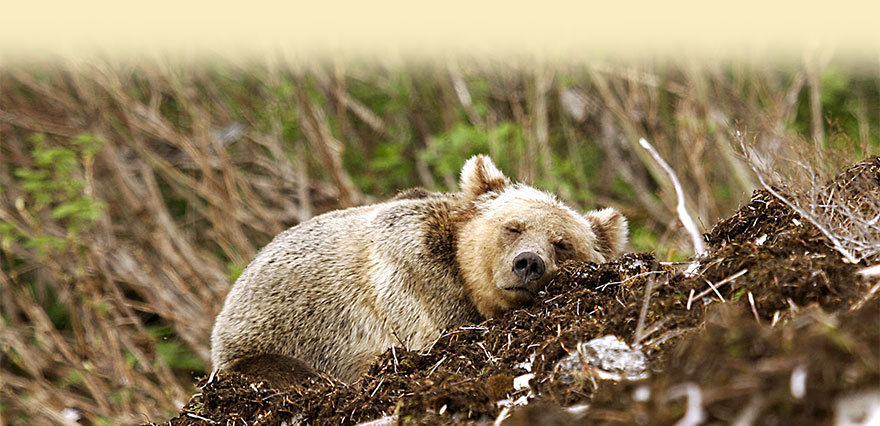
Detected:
left=210, top=195, right=482, bottom=382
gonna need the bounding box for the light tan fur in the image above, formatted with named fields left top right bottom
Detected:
left=211, top=155, right=627, bottom=383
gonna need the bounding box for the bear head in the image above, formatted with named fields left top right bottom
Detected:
left=455, top=155, right=628, bottom=318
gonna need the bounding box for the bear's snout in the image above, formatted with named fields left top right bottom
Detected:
left=512, top=252, right=546, bottom=284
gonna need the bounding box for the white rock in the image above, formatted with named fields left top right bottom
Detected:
left=553, top=335, right=649, bottom=384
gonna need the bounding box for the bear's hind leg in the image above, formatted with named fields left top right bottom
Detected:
left=227, top=353, right=319, bottom=389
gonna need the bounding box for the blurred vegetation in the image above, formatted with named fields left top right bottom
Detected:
left=0, top=53, right=877, bottom=424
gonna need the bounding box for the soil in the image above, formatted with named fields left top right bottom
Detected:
left=151, top=157, right=879, bottom=426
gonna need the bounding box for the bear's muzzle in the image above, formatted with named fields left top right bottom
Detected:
left=512, top=251, right=546, bottom=285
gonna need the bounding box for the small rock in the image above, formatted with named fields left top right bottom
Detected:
left=553, top=335, right=649, bottom=384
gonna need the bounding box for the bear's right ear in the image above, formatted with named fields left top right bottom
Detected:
left=584, top=207, right=628, bottom=261
left=460, top=155, right=510, bottom=199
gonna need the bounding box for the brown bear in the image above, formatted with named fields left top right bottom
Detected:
left=211, top=155, right=627, bottom=384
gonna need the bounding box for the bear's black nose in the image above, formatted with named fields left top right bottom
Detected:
left=513, top=252, right=545, bottom=283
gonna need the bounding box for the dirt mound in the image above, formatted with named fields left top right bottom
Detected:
left=152, top=158, right=878, bottom=426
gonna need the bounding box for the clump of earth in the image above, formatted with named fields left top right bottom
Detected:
left=153, top=157, right=879, bottom=426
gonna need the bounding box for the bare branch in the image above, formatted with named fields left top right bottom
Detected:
left=639, top=137, right=707, bottom=257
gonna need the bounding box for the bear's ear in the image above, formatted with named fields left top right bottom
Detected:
left=584, top=207, right=628, bottom=261
left=460, top=155, right=510, bottom=199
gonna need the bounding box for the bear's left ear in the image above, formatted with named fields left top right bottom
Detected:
left=584, top=207, right=628, bottom=261
left=460, top=155, right=510, bottom=199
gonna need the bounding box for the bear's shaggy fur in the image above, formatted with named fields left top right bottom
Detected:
left=211, top=155, right=627, bottom=383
